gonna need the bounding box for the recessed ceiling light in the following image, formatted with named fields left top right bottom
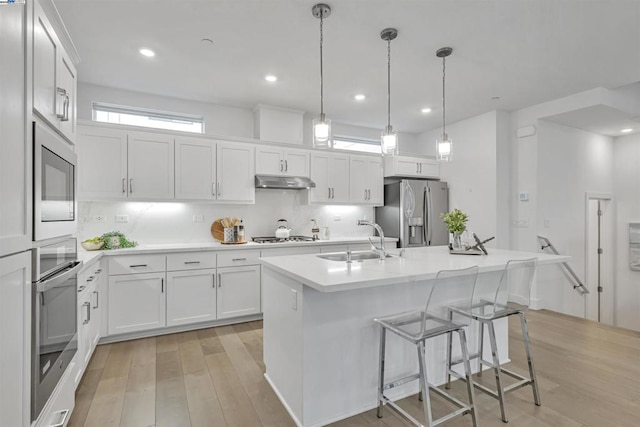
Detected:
left=354, top=94, right=366, bottom=101
left=264, top=75, right=278, bottom=82
left=621, top=128, right=633, bottom=133
left=139, top=48, right=155, bottom=57
left=421, top=107, right=432, bottom=114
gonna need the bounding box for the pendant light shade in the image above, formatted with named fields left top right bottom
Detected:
left=436, top=47, right=453, bottom=162
left=380, top=28, right=398, bottom=156
left=312, top=3, right=332, bottom=148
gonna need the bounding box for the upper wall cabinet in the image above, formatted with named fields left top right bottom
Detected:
left=33, top=0, right=78, bottom=143
left=175, top=137, right=255, bottom=203
left=309, top=152, right=350, bottom=204
left=77, top=126, right=174, bottom=200
left=255, top=146, right=310, bottom=177
left=349, top=155, right=383, bottom=206
left=383, top=155, right=439, bottom=179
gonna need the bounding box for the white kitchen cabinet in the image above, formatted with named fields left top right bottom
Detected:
left=76, top=261, right=104, bottom=383
left=33, top=0, right=77, bottom=143
left=256, top=146, right=310, bottom=177
left=349, top=155, right=383, bottom=205
left=77, top=126, right=128, bottom=199
left=166, top=269, right=217, bottom=327
left=108, top=272, right=166, bottom=335
left=128, top=131, right=175, bottom=200
left=77, top=282, right=94, bottom=371
left=216, top=142, right=255, bottom=203
left=175, top=138, right=255, bottom=203
left=0, top=252, right=31, bottom=427
left=383, top=155, right=439, bottom=179
left=310, top=152, right=349, bottom=203
left=217, top=265, right=261, bottom=319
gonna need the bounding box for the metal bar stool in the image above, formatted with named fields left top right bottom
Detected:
left=375, top=266, right=480, bottom=427
left=446, top=258, right=540, bottom=423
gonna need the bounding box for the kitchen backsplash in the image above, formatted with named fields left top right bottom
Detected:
left=78, top=190, right=375, bottom=244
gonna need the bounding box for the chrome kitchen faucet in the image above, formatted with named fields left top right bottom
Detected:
left=357, top=219, right=387, bottom=260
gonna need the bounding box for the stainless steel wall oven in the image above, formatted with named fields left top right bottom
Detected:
left=31, top=237, right=82, bottom=421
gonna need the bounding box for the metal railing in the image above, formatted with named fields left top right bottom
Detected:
left=537, top=236, right=589, bottom=295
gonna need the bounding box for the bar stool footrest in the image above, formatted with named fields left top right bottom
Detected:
left=383, top=373, right=421, bottom=391
left=381, top=388, right=473, bottom=427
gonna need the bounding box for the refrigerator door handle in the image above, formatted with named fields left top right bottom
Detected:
left=427, top=186, right=434, bottom=245
left=423, top=187, right=428, bottom=245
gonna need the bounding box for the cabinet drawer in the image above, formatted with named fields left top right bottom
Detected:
left=167, top=251, right=216, bottom=271
left=217, top=249, right=261, bottom=267
left=108, top=254, right=166, bottom=275
left=35, top=356, right=76, bottom=427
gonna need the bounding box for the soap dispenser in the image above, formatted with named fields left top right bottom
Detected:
left=311, top=219, right=320, bottom=241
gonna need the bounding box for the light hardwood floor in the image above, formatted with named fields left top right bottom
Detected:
left=68, top=310, right=640, bottom=427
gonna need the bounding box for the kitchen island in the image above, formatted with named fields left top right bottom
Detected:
left=260, top=246, right=570, bottom=427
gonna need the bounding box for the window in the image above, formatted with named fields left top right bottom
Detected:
left=92, top=102, right=204, bottom=133
left=332, top=135, right=381, bottom=154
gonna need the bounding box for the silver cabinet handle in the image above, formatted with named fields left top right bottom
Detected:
left=50, top=409, right=70, bottom=427
left=419, top=163, right=423, bottom=174
left=95, top=269, right=102, bottom=274
left=212, top=274, right=216, bottom=288
left=332, top=188, right=335, bottom=199
left=83, top=302, right=91, bottom=324
left=184, top=261, right=200, bottom=265
left=328, top=187, right=331, bottom=199
left=129, top=264, right=148, bottom=268
left=416, top=162, right=420, bottom=173
left=77, top=285, right=86, bottom=293
left=122, top=178, right=126, bottom=194
left=285, top=159, right=288, bottom=172
left=93, top=290, right=99, bottom=309
left=62, top=92, right=70, bottom=122
left=217, top=182, right=222, bottom=196
left=218, top=273, right=222, bottom=287
left=231, top=258, right=247, bottom=261
left=161, top=278, right=164, bottom=293
left=212, top=182, right=216, bottom=196
left=280, top=160, right=284, bottom=172
left=129, top=178, right=133, bottom=193
left=55, top=87, right=67, bottom=119
left=364, top=189, right=367, bottom=200
left=86, top=276, right=95, bottom=282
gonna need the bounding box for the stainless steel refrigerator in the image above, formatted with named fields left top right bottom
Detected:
left=375, top=179, right=449, bottom=247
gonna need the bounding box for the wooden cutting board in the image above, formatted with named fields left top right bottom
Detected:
left=211, top=219, right=224, bottom=241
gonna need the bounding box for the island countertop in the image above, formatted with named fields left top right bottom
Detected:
left=260, top=245, right=570, bottom=293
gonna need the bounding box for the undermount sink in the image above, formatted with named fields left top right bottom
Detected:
left=317, top=251, right=391, bottom=262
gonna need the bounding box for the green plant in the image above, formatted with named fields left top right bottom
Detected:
left=441, top=209, right=469, bottom=235
left=100, top=231, right=137, bottom=250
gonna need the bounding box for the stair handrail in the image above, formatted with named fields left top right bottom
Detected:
left=537, top=236, right=589, bottom=295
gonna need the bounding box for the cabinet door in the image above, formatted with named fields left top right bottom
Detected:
left=175, top=138, right=216, bottom=200
left=33, top=1, right=58, bottom=127
left=108, top=272, right=166, bottom=335
left=128, top=132, right=175, bottom=200
left=330, top=154, right=350, bottom=203
left=57, top=51, right=77, bottom=142
left=77, top=126, right=128, bottom=199
left=216, top=143, right=255, bottom=203
left=418, top=159, right=440, bottom=179
left=166, top=269, right=216, bottom=327
left=310, top=153, right=330, bottom=203
left=255, top=147, right=283, bottom=175
left=283, top=149, right=310, bottom=177
left=77, top=289, right=93, bottom=368
left=394, top=157, right=421, bottom=177
left=0, top=252, right=30, bottom=427
left=349, top=156, right=368, bottom=203
left=367, top=157, right=384, bottom=205
left=217, top=266, right=261, bottom=319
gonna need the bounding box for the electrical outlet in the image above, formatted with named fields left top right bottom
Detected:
left=511, top=218, right=530, bottom=228
left=193, top=215, right=204, bottom=223
left=333, top=216, right=342, bottom=221
left=93, top=215, right=106, bottom=223
left=115, top=215, right=129, bottom=223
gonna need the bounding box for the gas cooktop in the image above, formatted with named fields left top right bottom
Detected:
left=252, top=236, right=317, bottom=244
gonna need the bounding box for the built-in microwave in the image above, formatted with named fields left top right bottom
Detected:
left=33, top=122, right=77, bottom=241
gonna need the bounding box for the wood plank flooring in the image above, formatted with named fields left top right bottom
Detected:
left=69, top=310, right=640, bottom=427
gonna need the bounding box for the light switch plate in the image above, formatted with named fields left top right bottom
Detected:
left=193, top=215, right=204, bottom=223
left=93, top=215, right=106, bottom=223
left=115, top=215, right=129, bottom=223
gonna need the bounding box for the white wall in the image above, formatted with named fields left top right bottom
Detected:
left=613, top=133, right=640, bottom=330
left=535, top=120, right=613, bottom=317
left=78, top=191, right=374, bottom=244
left=416, top=111, right=510, bottom=248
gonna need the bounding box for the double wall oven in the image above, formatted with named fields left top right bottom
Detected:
left=31, top=121, right=81, bottom=421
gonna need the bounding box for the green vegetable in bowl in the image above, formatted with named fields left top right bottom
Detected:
left=100, top=231, right=137, bottom=250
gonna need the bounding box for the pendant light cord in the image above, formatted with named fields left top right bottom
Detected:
left=442, top=55, right=446, bottom=137
left=319, top=13, right=324, bottom=116
left=387, top=38, right=391, bottom=127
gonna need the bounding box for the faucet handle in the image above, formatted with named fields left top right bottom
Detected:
left=368, top=237, right=383, bottom=251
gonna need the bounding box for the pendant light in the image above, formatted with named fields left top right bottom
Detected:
left=312, top=3, right=332, bottom=148
left=380, top=28, right=398, bottom=156
left=436, top=47, right=453, bottom=162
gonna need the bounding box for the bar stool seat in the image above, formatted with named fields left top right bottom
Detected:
left=446, top=258, right=540, bottom=423
left=374, top=266, right=480, bottom=427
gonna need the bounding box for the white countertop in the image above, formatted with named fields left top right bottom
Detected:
left=77, top=237, right=398, bottom=270
left=260, top=245, right=571, bottom=293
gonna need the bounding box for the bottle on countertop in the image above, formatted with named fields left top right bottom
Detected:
left=238, top=219, right=245, bottom=242
left=311, top=219, right=320, bottom=241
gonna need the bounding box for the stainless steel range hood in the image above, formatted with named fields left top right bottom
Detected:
left=255, top=175, right=316, bottom=189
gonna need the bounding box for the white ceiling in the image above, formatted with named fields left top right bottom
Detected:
left=55, top=0, right=640, bottom=134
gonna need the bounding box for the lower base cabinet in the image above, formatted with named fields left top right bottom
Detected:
left=167, top=268, right=217, bottom=327
left=108, top=272, right=166, bottom=335
left=217, top=265, right=261, bottom=319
